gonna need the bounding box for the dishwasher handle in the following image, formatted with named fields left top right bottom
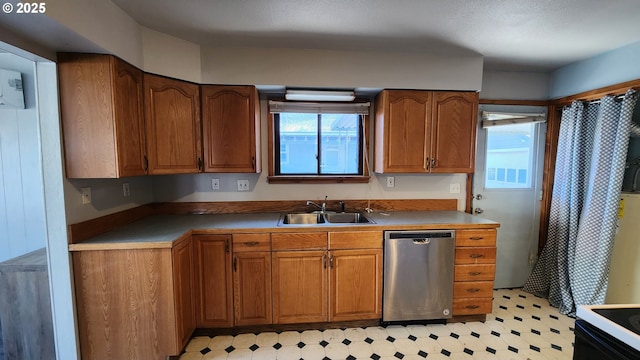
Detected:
left=412, top=238, right=431, bottom=244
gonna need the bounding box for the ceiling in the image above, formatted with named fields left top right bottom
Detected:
left=110, top=0, right=640, bottom=72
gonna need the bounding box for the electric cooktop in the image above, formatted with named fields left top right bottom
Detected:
left=577, top=304, right=640, bottom=352
left=593, top=308, right=640, bottom=336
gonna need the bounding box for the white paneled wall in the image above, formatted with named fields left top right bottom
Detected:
left=0, top=108, right=47, bottom=262
left=0, top=54, right=46, bottom=262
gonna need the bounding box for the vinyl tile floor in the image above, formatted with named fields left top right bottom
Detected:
left=179, top=288, right=575, bottom=360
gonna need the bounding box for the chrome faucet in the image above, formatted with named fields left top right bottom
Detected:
left=307, top=196, right=328, bottom=213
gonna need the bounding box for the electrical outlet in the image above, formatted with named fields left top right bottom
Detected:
left=212, top=178, right=220, bottom=190
left=81, top=187, right=92, bottom=204
left=237, top=179, right=249, bottom=191
left=122, top=183, right=130, bottom=197
left=386, top=176, right=395, bottom=188
left=450, top=183, right=461, bottom=194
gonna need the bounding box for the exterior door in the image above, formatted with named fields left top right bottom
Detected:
left=472, top=105, right=546, bottom=288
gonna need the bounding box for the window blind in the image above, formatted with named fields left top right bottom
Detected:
left=481, top=111, right=546, bottom=128
left=269, top=100, right=370, bottom=115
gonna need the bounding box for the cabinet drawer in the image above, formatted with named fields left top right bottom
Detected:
left=455, top=247, right=496, bottom=264
left=272, top=232, right=327, bottom=251
left=453, top=298, right=493, bottom=315
left=329, top=231, right=382, bottom=249
left=453, top=281, right=493, bottom=299
left=456, top=229, right=496, bottom=247
left=233, top=233, right=271, bottom=252
left=454, top=264, right=495, bottom=281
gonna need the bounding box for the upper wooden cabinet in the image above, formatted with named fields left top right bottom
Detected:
left=144, top=74, right=202, bottom=174
left=58, top=53, right=146, bottom=178
left=374, top=90, right=478, bottom=174
left=201, top=85, right=261, bottom=173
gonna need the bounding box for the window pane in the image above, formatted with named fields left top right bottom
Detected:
left=278, top=113, right=318, bottom=174
left=485, top=123, right=535, bottom=189
left=320, top=114, right=360, bottom=174
left=487, top=168, right=496, bottom=181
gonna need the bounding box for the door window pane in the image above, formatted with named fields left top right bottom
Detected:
left=485, top=123, right=535, bottom=189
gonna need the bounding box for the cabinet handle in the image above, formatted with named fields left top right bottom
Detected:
left=465, top=305, right=480, bottom=309
left=425, top=157, right=430, bottom=170
left=144, top=155, right=149, bottom=172
left=251, top=156, right=255, bottom=170
left=323, top=254, right=327, bottom=269
left=330, top=255, right=334, bottom=268
left=469, top=271, right=482, bottom=276
left=466, top=288, right=481, bottom=293
left=197, top=157, right=203, bottom=170
left=469, top=254, right=484, bottom=259
left=244, top=241, right=259, bottom=247
left=469, top=237, right=484, bottom=240
left=225, top=239, right=229, bottom=253
left=233, top=256, right=237, bottom=272
left=431, top=158, right=436, bottom=169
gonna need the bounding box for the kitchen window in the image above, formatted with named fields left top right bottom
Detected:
left=268, top=100, right=370, bottom=183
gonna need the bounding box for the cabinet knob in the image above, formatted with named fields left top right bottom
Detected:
left=466, top=288, right=480, bottom=293
left=469, top=237, right=484, bottom=240
left=465, top=305, right=480, bottom=309
left=469, top=271, right=482, bottom=276
left=244, top=241, right=259, bottom=247
left=469, top=254, right=484, bottom=259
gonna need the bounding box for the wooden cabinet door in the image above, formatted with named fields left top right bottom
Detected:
left=430, top=91, right=478, bottom=173
left=172, top=237, right=195, bottom=349
left=272, top=250, right=328, bottom=324
left=58, top=53, right=146, bottom=178
left=233, top=252, right=272, bottom=326
left=192, top=235, right=233, bottom=327
left=144, top=74, right=202, bottom=174
left=72, top=249, right=178, bottom=360
left=112, top=57, right=147, bottom=177
left=375, top=90, right=431, bottom=173
left=202, top=85, right=260, bottom=173
left=329, top=249, right=382, bottom=321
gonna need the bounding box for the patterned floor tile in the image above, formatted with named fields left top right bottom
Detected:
left=179, top=289, right=575, bottom=360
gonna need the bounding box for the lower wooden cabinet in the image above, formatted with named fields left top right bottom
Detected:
left=329, top=249, right=382, bottom=321
left=271, top=231, right=383, bottom=325
left=272, top=250, right=328, bottom=324
left=72, top=235, right=194, bottom=360
left=193, top=234, right=233, bottom=327
left=172, top=237, right=197, bottom=348
left=233, top=251, right=272, bottom=325
left=452, top=229, right=497, bottom=316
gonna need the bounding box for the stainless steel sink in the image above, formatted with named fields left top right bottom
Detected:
left=324, top=212, right=373, bottom=224
left=280, top=213, right=325, bottom=225
left=278, top=212, right=374, bottom=225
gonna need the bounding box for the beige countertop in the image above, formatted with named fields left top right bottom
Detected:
left=68, top=210, right=499, bottom=251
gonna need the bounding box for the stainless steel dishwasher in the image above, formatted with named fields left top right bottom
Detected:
left=382, top=230, right=455, bottom=323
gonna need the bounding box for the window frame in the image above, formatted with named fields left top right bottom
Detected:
left=268, top=108, right=370, bottom=184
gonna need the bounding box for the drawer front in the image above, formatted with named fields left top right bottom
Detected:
left=453, top=298, right=493, bottom=315
left=272, top=232, right=328, bottom=251
left=456, top=229, right=496, bottom=247
left=233, top=233, right=271, bottom=252
left=329, top=231, right=382, bottom=249
left=454, top=264, right=496, bottom=281
left=453, top=281, right=494, bottom=299
left=455, top=247, right=496, bottom=264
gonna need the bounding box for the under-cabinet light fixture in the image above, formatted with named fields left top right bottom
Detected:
left=285, top=90, right=355, bottom=102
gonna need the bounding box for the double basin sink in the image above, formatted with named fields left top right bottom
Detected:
left=278, top=212, right=375, bottom=226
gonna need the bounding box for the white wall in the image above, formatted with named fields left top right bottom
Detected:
left=550, top=40, right=640, bottom=99
left=480, top=70, right=551, bottom=100
left=64, top=177, right=154, bottom=224
left=0, top=53, right=47, bottom=262
left=141, top=27, right=202, bottom=83
left=201, top=46, right=484, bottom=91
